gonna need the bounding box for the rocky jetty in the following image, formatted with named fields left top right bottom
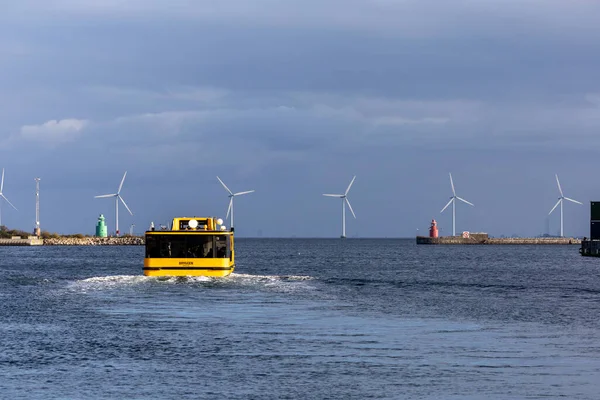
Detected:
left=43, top=237, right=144, bottom=246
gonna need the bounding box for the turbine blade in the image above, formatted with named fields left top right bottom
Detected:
left=234, top=190, right=255, bottom=196
left=119, top=195, right=133, bottom=216
left=226, top=198, right=232, bottom=219
left=117, top=171, right=127, bottom=194
left=564, top=197, right=583, bottom=205
left=440, top=198, right=453, bottom=213
left=1, top=168, right=4, bottom=193
left=217, top=176, right=233, bottom=195
left=345, top=175, right=356, bottom=196
left=94, top=193, right=117, bottom=198
left=456, top=196, right=474, bottom=206
left=449, top=173, right=456, bottom=196
left=323, top=194, right=344, bottom=197
left=555, top=174, right=563, bottom=197
left=548, top=199, right=561, bottom=215
left=1, top=194, right=17, bottom=211
left=345, top=198, right=356, bottom=219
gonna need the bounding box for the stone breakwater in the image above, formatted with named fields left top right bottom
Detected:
left=43, top=237, right=144, bottom=246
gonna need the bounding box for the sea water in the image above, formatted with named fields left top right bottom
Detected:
left=1, top=239, right=599, bottom=399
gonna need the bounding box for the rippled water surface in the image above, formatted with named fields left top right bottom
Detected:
left=2, top=239, right=600, bottom=399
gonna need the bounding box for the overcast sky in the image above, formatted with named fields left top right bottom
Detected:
left=1, top=0, right=599, bottom=237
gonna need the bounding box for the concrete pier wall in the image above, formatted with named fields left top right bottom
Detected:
left=417, top=236, right=482, bottom=245
left=417, top=236, right=581, bottom=245
left=0, top=238, right=44, bottom=246
left=485, top=238, right=580, bottom=245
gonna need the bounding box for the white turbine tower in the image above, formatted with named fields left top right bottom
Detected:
left=94, top=171, right=133, bottom=236
left=217, top=176, right=254, bottom=230
left=440, top=173, right=474, bottom=237
left=0, top=168, right=17, bottom=227
left=34, top=177, right=41, bottom=236
left=323, top=176, right=357, bottom=239
left=548, top=174, right=582, bottom=237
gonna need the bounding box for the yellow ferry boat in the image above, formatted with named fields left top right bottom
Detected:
left=143, top=217, right=234, bottom=277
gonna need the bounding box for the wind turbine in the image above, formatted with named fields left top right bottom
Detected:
left=217, top=176, right=254, bottom=229
left=548, top=174, right=582, bottom=237
left=440, top=173, right=474, bottom=236
left=323, top=176, right=357, bottom=238
left=0, top=168, right=17, bottom=227
left=94, top=171, right=133, bottom=236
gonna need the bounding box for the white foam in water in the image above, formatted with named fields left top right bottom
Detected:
left=228, top=273, right=313, bottom=281
left=225, top=273, right=315, bottom=293
left=73, top=275, right=212, bottom=288
left=80, top=275, right=150, bottom=284
left=71, top=273, right=314, bottom=291
left=71, top=275, right=153, bottom=290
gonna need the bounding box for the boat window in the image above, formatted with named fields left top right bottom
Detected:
left=178, top=220, right=207, bottom=230
left=188, top=235, right=214, bottom=258
left=214, top=235, right=231, bottom=258
left=145, top=234, right=216, bottom=258
left=146, top=235, right=159, bottom=258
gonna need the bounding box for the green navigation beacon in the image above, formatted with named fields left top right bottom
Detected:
left=96, top=214, right=108, bottom=237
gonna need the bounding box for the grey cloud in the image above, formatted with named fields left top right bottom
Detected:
left=18, top=118, right=88, bottom=144
left=8, top=1, right=600, bottom=40
left=7, top=87, right=600, bottom=161
left=4, top=0, right=600, bottom=104
left=3, top=21, right=597, bottom=107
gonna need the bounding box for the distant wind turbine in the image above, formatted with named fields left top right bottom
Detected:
left=440, top=173, right=474, bottom=236
left=217, top=176, right=254, bottom=229
left=94, top=171, right=133, bottom=236
left=548, top=174, right=582, bottom=237
left=323, top=176, right=357, bottom=239
left=0, top=168, right=17, bottom=227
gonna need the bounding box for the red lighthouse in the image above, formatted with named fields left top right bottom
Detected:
left=429, top=219, right=439, bottom=238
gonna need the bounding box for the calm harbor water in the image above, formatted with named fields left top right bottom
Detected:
left=2, top=239, right=600, bottom=399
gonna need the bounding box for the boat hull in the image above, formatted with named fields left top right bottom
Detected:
left=143, top=258, right=235, bottom=277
